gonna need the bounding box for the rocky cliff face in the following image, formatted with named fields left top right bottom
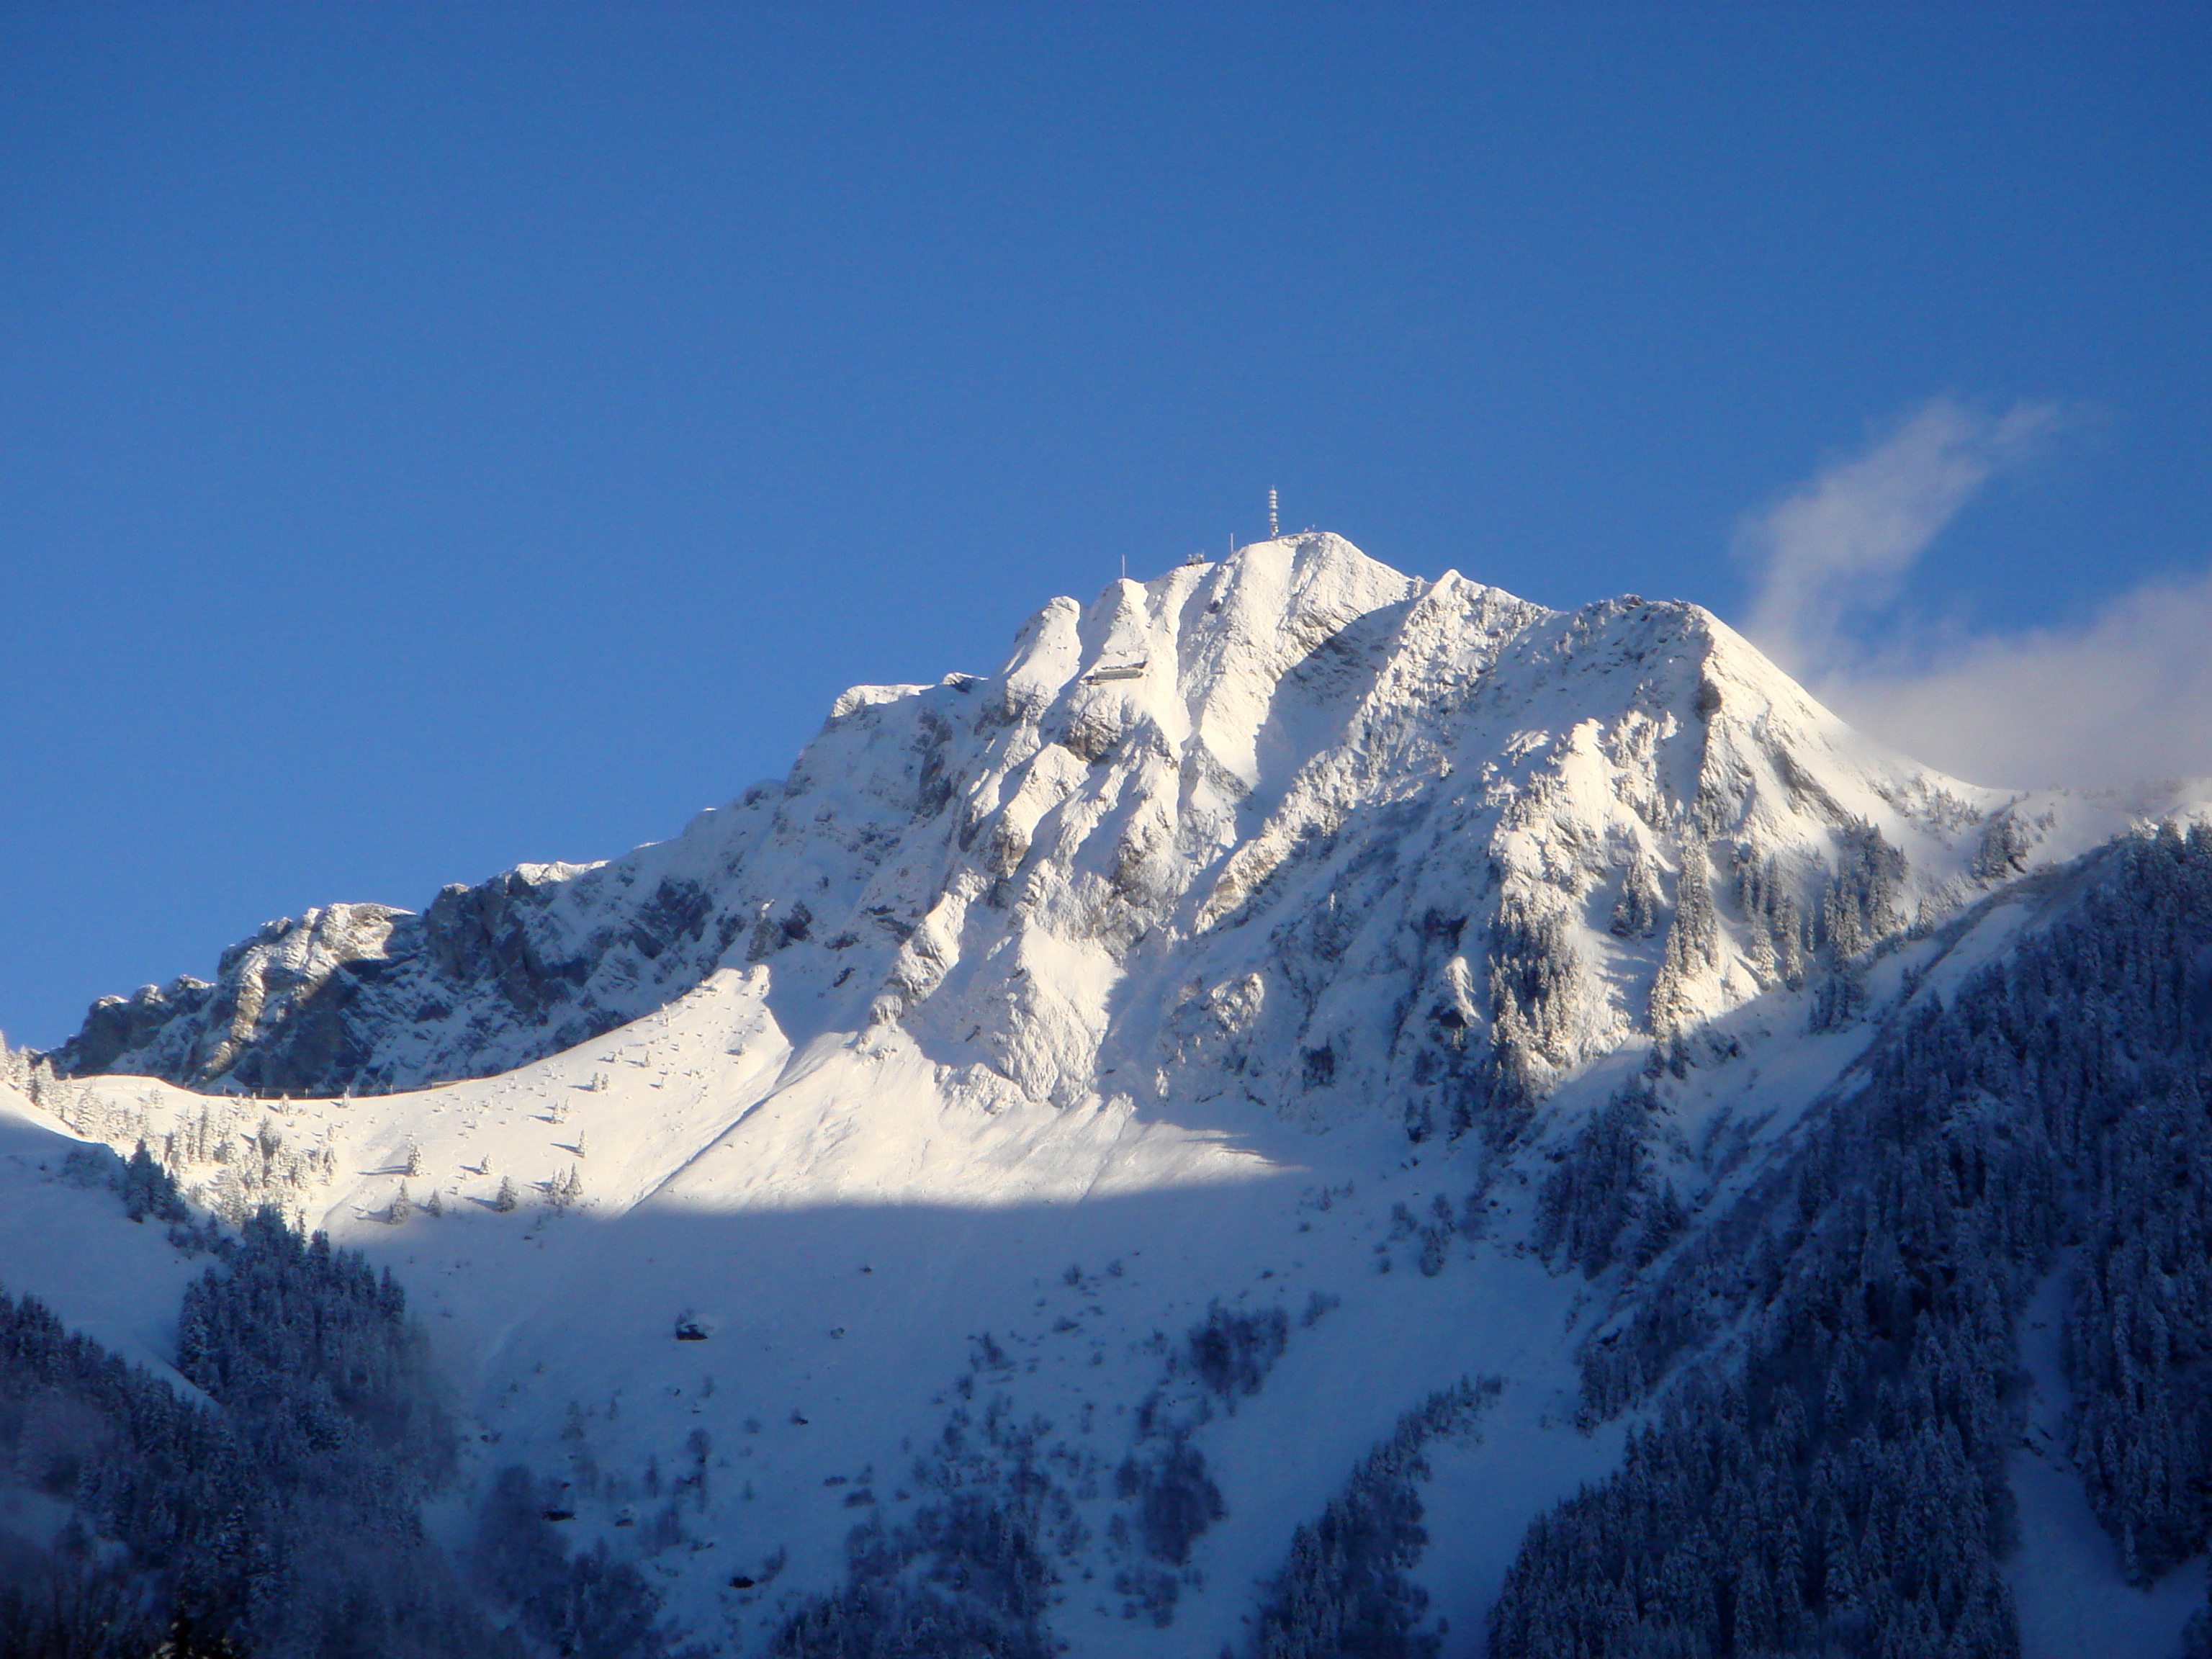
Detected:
left=55, top=534, right=2043, bottom=1110
left=53, top=855, right=732, bottom=1095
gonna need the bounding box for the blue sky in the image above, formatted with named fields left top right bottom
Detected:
left=2, top=4, right=2206, bottom=1046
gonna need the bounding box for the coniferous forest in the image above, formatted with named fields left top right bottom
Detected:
left=1491, top=824, right=2212, bottom=1658
left=0, top=1207, right=675, bottom=1658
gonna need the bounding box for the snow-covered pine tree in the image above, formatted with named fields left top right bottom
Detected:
left=1647, top=843, right=1719, bottom=1038
left=1611, top=845, right=1662, bottom=939
left=120, top=1138, right=186, bottom=1223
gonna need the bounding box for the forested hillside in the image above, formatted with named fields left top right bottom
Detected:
left=1491, top=824, right=2212, bottom=1658
left=0, top=1192, right=685, bottom=1659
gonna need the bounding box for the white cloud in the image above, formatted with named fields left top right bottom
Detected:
left=1738, top=397, right=2212, bottom=791
left=1822, top=570, right=2212, bottom=790
left=1738, top=396, right=2062, bottom=679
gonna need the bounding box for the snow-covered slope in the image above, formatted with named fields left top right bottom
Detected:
left=14, top=824, right=2211, bottom=1658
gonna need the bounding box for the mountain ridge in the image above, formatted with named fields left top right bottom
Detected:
left=53, top=532, right=2113, bottom=1128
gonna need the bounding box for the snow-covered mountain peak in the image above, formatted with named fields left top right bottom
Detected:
left=996, top=531, right=1422, bottom=775
left=53, top=532, right=2091, bottom=1137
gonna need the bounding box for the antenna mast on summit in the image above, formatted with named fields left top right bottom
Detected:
left=1268, top=488, right=1279, bottom=539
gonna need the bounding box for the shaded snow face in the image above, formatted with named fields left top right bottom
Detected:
left=58, top=533, right=2046, bottom=1123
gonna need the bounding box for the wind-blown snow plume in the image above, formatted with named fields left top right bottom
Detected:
left=1740, top=395, right=2212, bottom=790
